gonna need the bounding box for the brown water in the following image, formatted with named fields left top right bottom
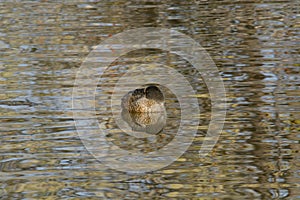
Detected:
left=1, top=1, right=299, bottom=199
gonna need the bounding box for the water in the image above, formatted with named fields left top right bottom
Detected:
left=1, top=1, right=299, bottom=199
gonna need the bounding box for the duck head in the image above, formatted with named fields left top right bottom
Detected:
left=145, top=86, right=164, bottom=103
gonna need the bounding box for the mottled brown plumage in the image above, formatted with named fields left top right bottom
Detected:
left=121, top=86, right=165, bottom=113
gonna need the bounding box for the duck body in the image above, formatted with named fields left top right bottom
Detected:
left=121, top=86, right=165, bottom=113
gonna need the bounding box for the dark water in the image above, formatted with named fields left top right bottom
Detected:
left=1, top=1, right=299, bottom=199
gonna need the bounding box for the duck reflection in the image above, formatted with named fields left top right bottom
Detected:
left=121, top=108, right=166, bottom=134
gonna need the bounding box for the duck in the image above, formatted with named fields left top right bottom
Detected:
left=121, top=85, right=165, bottom=113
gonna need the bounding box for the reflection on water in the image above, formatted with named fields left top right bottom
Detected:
left=0, top=0, right=299, bottom=199
left=121, top=109, right=166, bottom=135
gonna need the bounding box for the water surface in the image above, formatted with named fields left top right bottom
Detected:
left=0, top=1, right=299, bottom=199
